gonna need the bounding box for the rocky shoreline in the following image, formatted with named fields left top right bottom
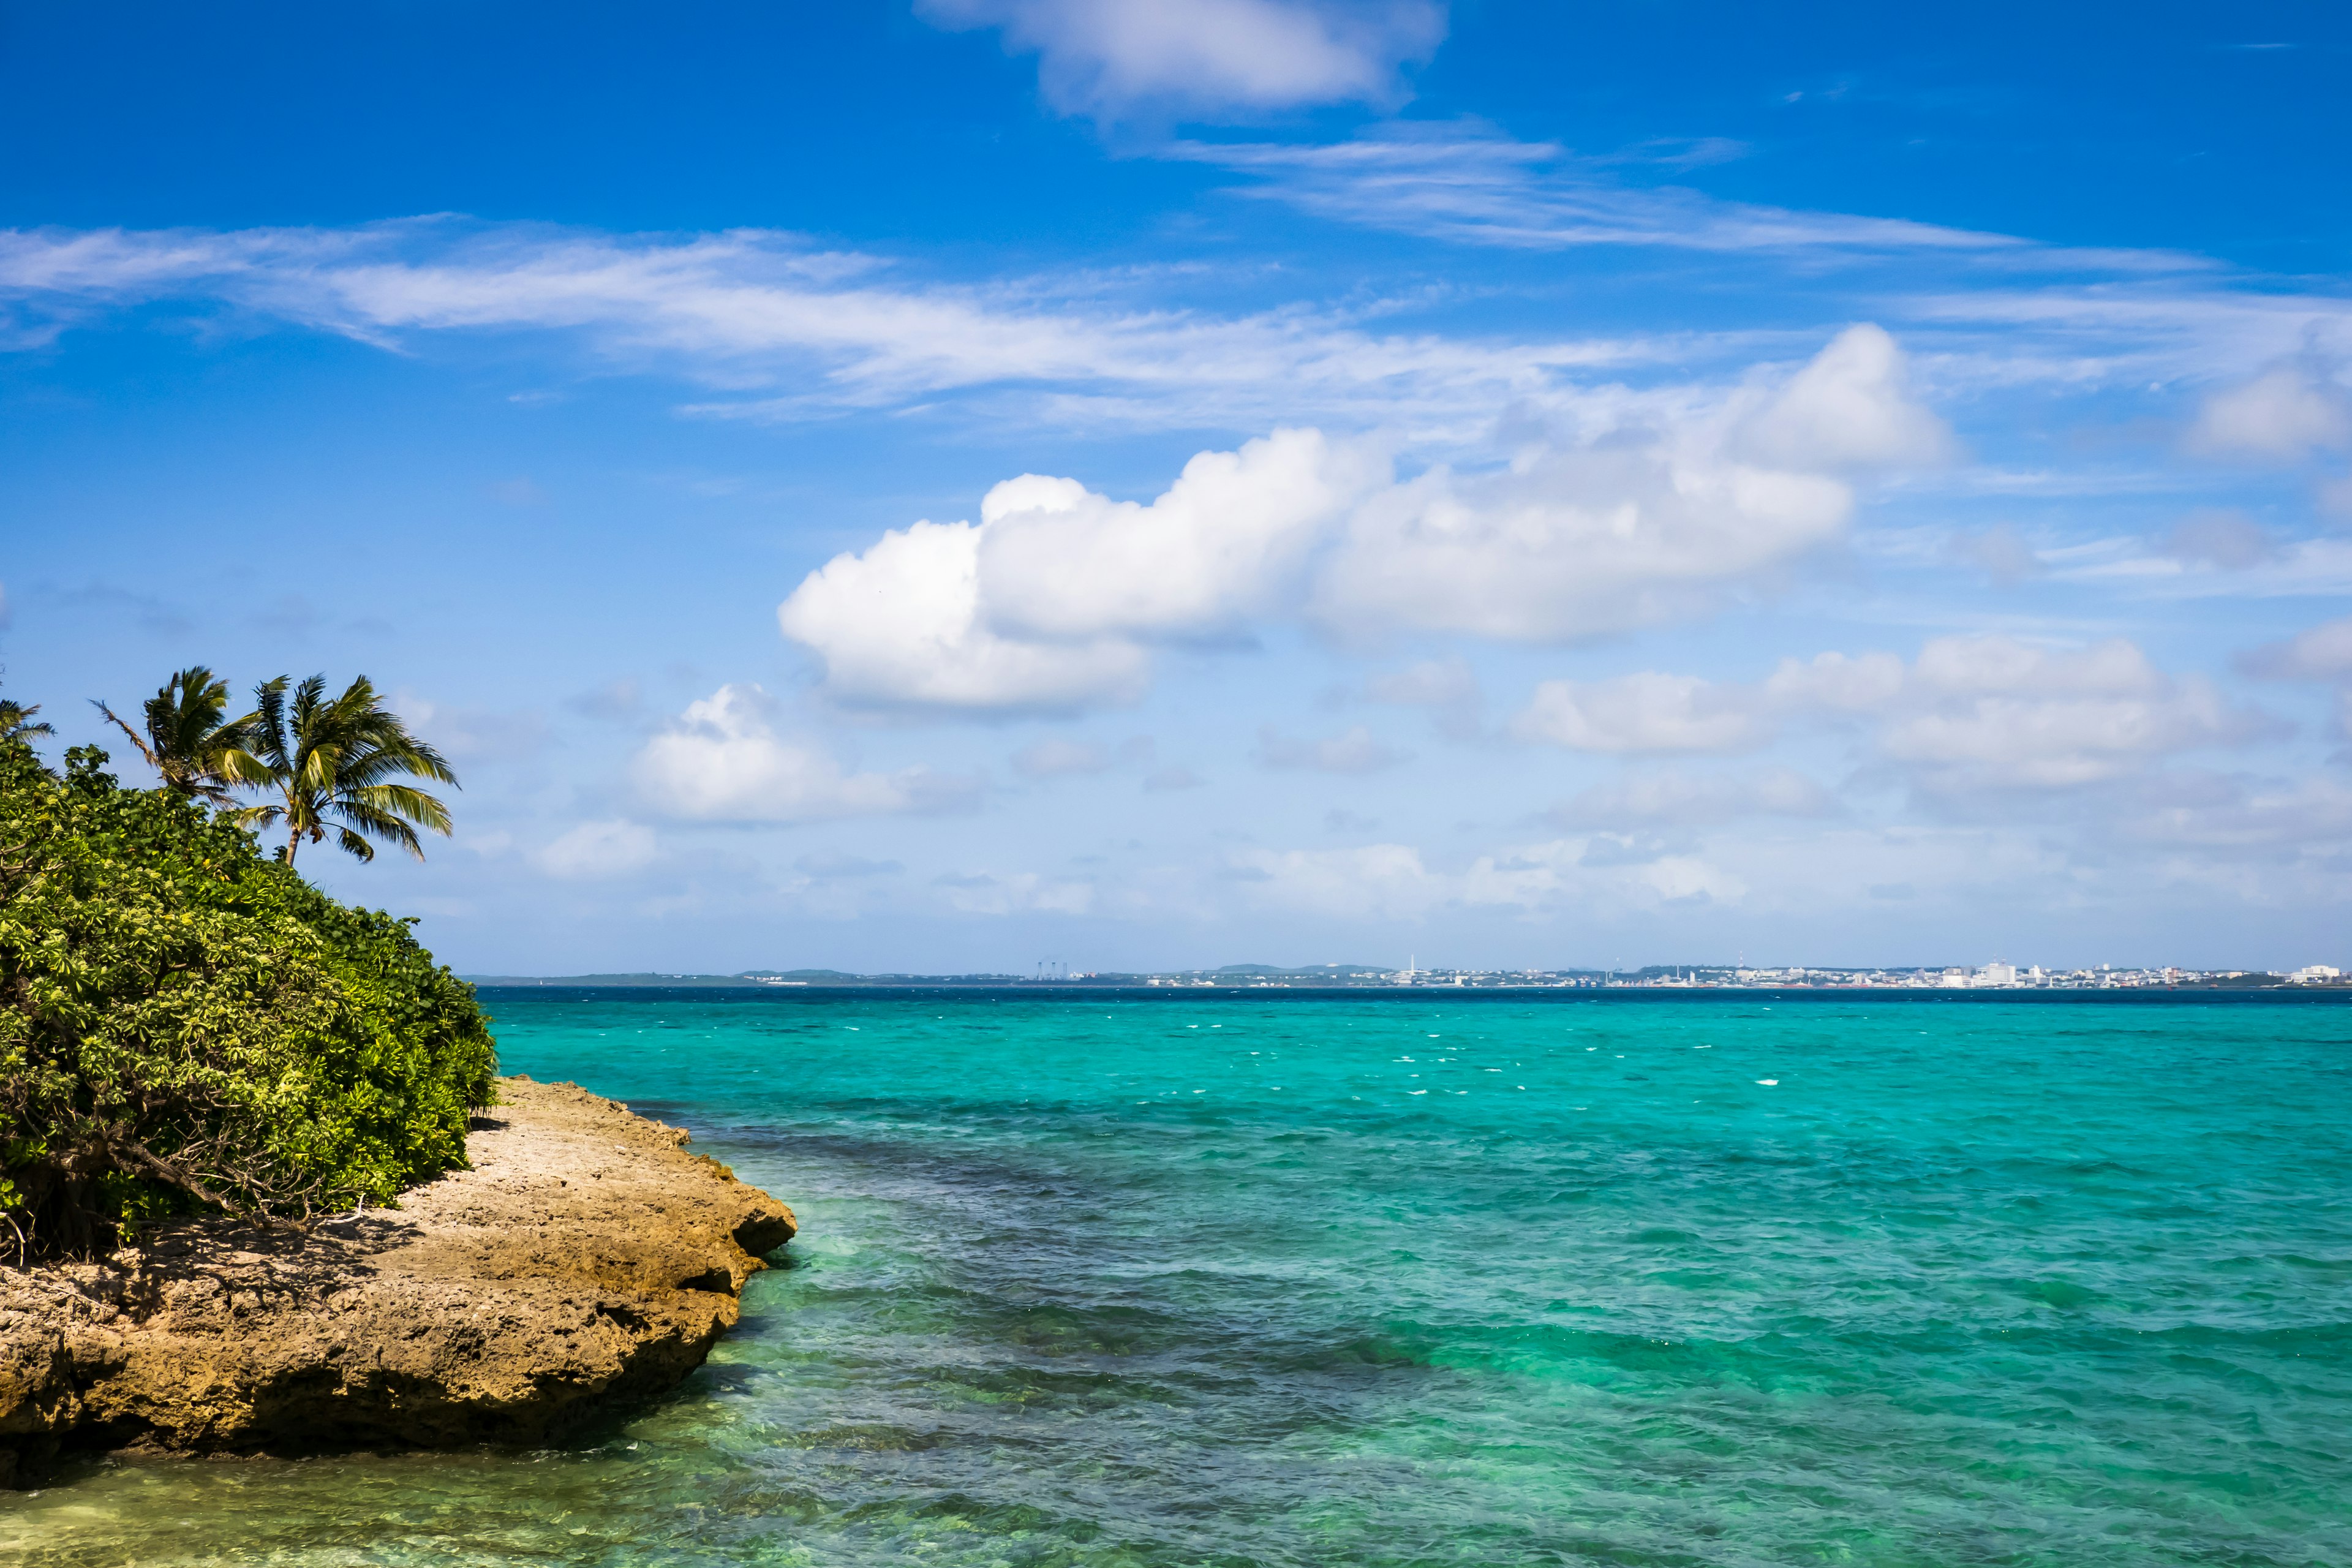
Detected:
left=0, top=1077, right=794, bottom=1485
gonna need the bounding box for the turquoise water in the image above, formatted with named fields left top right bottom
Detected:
left=11, top=990, right=2351, bottom=1566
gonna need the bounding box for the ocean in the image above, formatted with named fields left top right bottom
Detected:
left=12, top=989, right=2350, bottom=1566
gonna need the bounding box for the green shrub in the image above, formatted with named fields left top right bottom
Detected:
left=0, top=740, right=496, bottom=1263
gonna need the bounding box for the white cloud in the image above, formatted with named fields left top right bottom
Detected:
left=1733, top=323, right=1956, bottom=470
left=1366, top=654, right=1483, bottom=737
left=1366, top=654, right=1478, bottom=709
left=391, top=694, right=550, bottom=763
left=2321, top=473, right=2352, bottom=522
left=1879, top=690, right=2250, bottom=791
left=1509, top=638, right=2282, bottom=802
left=1311, top=326, right=1942, bottom=643
left=2161, top=508, right=2275, bottom=570
left=1175, top=124, right=2033, bottom=256
left=975, top=428, right=1384, bottom=640
left=1228, top=842, right=1445, bottom=918
left=2239, top=615, right=2352, bottom=681
left=933, top=869, right=1096, bottom=916
left=1229, top=836, right=1747, bottom=919
left=781, top=331, right=1947, bottom=710
left=535, top=820, right=658, bottom=880
left=1762, top=649, right=1911, bottom=710
left=2188, top=360, right=2352, bottom=461
left=777, top=519, right=1150, bottom=714
left=795, top=851, right=904, bottom=880
left=1512, top=673, right=1771, bottom=754
left=631, top=684, right=977, bottom=821
left=0, top=222, right=1633, bottom=434
left=2126, top=774, right=2352, bottom=854
left=778, top=430, right=1374, bottom=713
left=1255, top=723, right=1411, bottom=773
left=1316, top=447, right=1847, bottom=643
left=1011, top=737, right=1110, bottom=778
left=1947, top=523, right=2046, bottom=585
left=918, top=0, right=1444, bottom=116
left=1772, top=636, right=2277, bottom=792
left=1551, top=768, right=1836, bottom=828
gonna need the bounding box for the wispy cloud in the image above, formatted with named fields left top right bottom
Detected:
left=3, top=211, right=2343, bottom=443
left=1169, top=123, right=2222, bottom=270
left=0, top=219, right=1670, bottom=435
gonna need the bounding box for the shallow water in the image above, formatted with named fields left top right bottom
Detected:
left=11, top=990, right=2351, bottom=1567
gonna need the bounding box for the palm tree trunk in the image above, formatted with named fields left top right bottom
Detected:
left=286, top=818, right=301, bottom=865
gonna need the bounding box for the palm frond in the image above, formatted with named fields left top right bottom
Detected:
left=90, top=700, right=162, bottom=767
left=214, top=747, right=276, bottom=786
left=0, top=699, right=53, bottom=741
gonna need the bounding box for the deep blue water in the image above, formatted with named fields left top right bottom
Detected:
left=12, top=990, right=2351, bottom=1567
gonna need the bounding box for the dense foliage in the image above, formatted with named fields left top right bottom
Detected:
left=0, top=739, right=496, bottom=1263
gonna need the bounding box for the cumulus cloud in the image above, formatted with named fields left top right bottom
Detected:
left=1311, top=326, right=1945, bottom=643
left=1550, top=768, right=1836, bottom=828
left=1733, top=323, right=1956, bottom=470
left=975, top=429, right=1386, bottom=641
left=2125, top=774, right=2352, bottom=855
left=2322, top=474, right=2352, bottom=524
left=778, top=429, right=1373, bottom=713
left=2238, top=616, right=2352, bottom=683
left=1781, top=636, right=2277, bottom=792
left=1516, top=637, right=2276, bottom=798
left=1947, top=523, right=2046, bottom=586
left=1229, top=837, right=1746, bottom=919
left=1762, top=649, right=1909, bottom=711
left=2188, top=359, right=2352, bottom=461
left=2162, top=508, right=2276, bottom=570
left=1256, top=723, right=1411, bottom=773
left=774, top=328, right=1950, bottom=721
left=535, top=820, right=658, bottom=880
left=777, top=519, right=1152, bottom=713
left=1011, top=737, right=1113, bottom=778
left=631, top=684, right=978, bottom=821
left=1366, top=654, right=1483, bottom=737
left=933, top=869, right=1096, bottom=916
left=916, top=0, right=1445, bottom=117
left=1512, top=672, right=1771, bottom=754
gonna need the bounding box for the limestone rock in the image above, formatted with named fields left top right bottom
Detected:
left=0, top=1077, right=795, bottom=1484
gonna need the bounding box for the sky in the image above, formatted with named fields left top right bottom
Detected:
left=4, top=1, right=2351, bottom=976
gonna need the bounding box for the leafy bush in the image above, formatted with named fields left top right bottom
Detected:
left=0, top=740, right=496, bottom=1263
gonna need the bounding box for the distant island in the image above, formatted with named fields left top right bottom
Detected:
left=468, top=961, right=2347, bottom=992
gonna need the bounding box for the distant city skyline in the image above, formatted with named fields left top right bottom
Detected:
left=467, top=957, right=2347, bottom=991
left=6, top=1, right=2351, bottom=974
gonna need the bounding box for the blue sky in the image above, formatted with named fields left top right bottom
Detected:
left=5, top=1, right=2351, bottom=974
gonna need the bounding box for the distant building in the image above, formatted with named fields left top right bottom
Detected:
left=1977, top=962, right=2017, bottom=986
left=2290, top=964, right=2343, bottom=983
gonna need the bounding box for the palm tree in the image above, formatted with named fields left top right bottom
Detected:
left=91, top=665, right=263, bottom=805
left=228, top=674, right=459, bottom=866
left=0, top=696, right=51, bottom=742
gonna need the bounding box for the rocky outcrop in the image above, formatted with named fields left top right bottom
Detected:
left=0, top=1077, right=794, bottom=1485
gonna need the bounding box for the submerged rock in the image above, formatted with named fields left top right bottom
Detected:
left=0, top=1077, right=794, bottom=1485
